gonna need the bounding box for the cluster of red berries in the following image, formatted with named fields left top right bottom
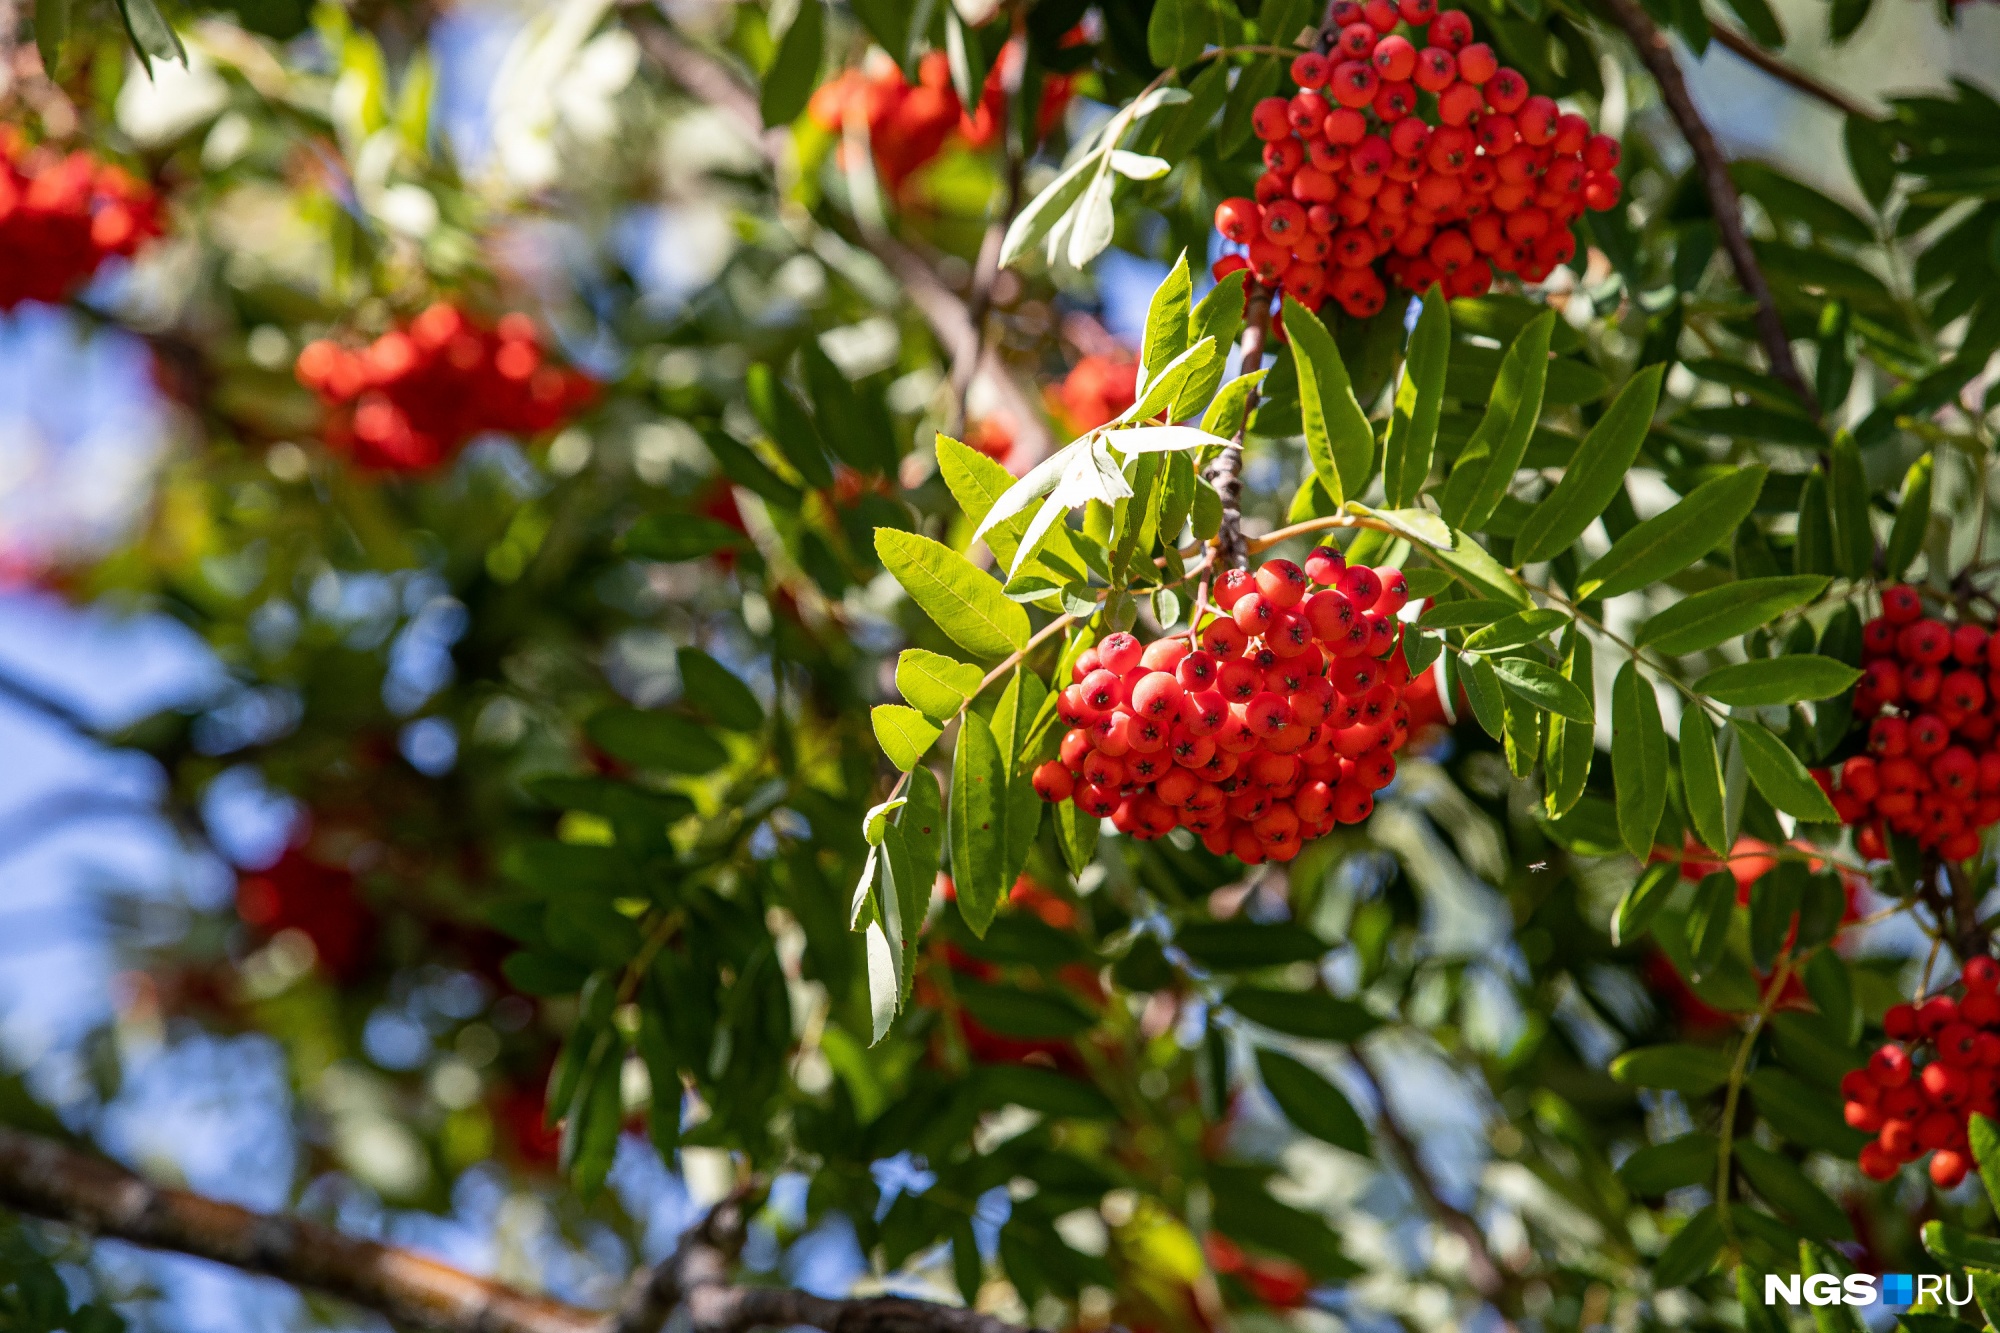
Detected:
left=235, top=847, right=375, bottom=981
left=0, top=128, right=161, bottom=309
left=1814, top=586, right=2000, bottom=863
left=808, top=44, right=1074, bottom=195
left=1207, top=1, right=1621, bottom=319
left=1032, top=549, right=1423, bottom=863
left=295, top=303, right=598, bottom=474
left=1844, top=958, right=2000, bottom=1187
left=1047, top=352, right=1139, bottom=437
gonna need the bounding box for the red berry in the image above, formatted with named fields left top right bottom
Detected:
left=1032, top=761, right=1074, bottom=802
left=1252, top=97, right=1293, bottom=141
left=1454, top=42, right=1498, bottom=83
left=1882, top=584, right=1924, bottom=624
left=1215, top=197, right=1262, bottom=244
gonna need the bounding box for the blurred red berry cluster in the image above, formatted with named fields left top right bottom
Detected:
left=1045, top=352, right=1141, bottom=438
left=1036, top=549, right=1426, bottom=863
left=931, top=877, right=1100, bottom=1072
left=0, top=128, right=161, bottom=309
left=1847, top=958, right=2000, bottom=1187
left=1815, top=585, right=2000, bottom=863
left=1209, top=1, right=1620, bottom=318
left=1203, top=1232, right=1313, bottom=1309
left=808, top=43, right=1075, bottom=196
left=294, top=303, right=598, bottom=474
left=235, top=846, right=376, bottom=981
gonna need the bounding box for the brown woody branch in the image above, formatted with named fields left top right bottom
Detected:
left=1598, top=0, right=1818, bottom=419
left=0, top=1126, right=1041, bottom=1333
left=1207, top=291, right=1271, bottom=572
left=1346, top=1051, right=1518, bottom=1326
left=0, top=1126, right=601, bottom=1333
left=623, top=9, right=1055, bottom=465
left=1705, top=24, right=1869, bottom=120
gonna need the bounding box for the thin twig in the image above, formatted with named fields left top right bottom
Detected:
left=1599, top=0, right=1818, bottom=418
left=623, top=11, right=1055, bottom=465
left=1704, top=23, right=1869, bottom=119
left=1348, top=1048, right=1518, bottom=1325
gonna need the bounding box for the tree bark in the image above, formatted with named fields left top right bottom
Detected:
left=1207, top=291, right=1271, bottom=572
left=0, top=1126, right=1040, bottom=1333
left=0, top=1126, right=601, bottom=1333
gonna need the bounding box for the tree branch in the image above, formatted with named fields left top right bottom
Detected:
left=622, top=9, right=1054, bottom=466
left=0, top=1126, right=601, bottom=1333
left=1206, top=290, right=1271, bottom=572
left=1704, top=23, right=1869, bottom=120
left=1347, top=1050, right=1518, bottom=1325
left=1598, top=0, right=1818, bottom=418
left=0, top=1127, right=1043, bottom=1333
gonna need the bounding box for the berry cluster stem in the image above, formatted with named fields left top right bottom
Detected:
left=1597, top=0, right=1818, bottom=420
left=1209, top=290, right=1273, bottom=572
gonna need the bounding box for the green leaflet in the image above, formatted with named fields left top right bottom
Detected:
left=1490, top=656, right=1593, bottom=722
left=1576, top=466, right=1767, bottom=600
left=1652, top=1206, right=1725, bottom=1290
left=1384, top=286, right=1449, bottom=507
left=1439, top=311, right=1554, bottom=532
left=1827, top=433, right=1874, bottom=579
left=1513, top=363, right=1665, bottom=565
left=1200, top=369, right=1267, bottom=438
left=1543, top=628, right=1594, bottom=817
left=1749, top=1067, right=1868, bottom=1156
left=1138, top=252, right=1193, bottom=388
left=1463, top=608, right=1569, bottom=654
left=896, top=649, right=985, bottom=724
left=586, top=708, right=728, bottom=773
left=1620, top=1132, right=1720, bottom=1195
left=1610, top=1043, right=1734, bottom=1094
left=1178, top=271, right=1247, bottom=420
left=1687, top=870, right=1734, bottom=978
left=949, top=710, right=1010, bottom=936
left=1498, top=671, right=1544, bottom=777
left=1680, top=705, right=1729, bottom=853
left=1432, top=528, right=1532, bottom=607
left=1883, top=452, right=1932, bottom=580
left=1736, top=1142, right=1851, bottom=1241
left=1972, top=1114, right=2000, bottom=1213
left=1734, top=720, right=1839, bottom=822
left=872, top=704, right=942, bottom=771
left=677, top=649, right=764, bottom=731
left=1256, top=1049, right=1370, bottom=1156
left=1611, top=662, right=1666, bottom=859
left=875, top=529, right=1031, bottom=660
left=882, top=765, right=943, bottom=996
left=1285, top=295, right=1374, bottom=505
left=1612, top=860, right=1679, bottom=946
left=759, top=0, right=826, bottom=125
left=1795, top=469, right=1832, bottom=576
left=1637, top=576, right=1828, bottom=657
left=1692, top=656, right=1863, bottom=707
left=1456, top=652, right=1506, bottom=739
left=1055, top=796, right=1100, bottom=876
left=623, top=515, right=751, bottom=562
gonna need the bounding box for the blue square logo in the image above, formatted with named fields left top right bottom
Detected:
left=1882, top=1274, right=1914, bottom=1307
